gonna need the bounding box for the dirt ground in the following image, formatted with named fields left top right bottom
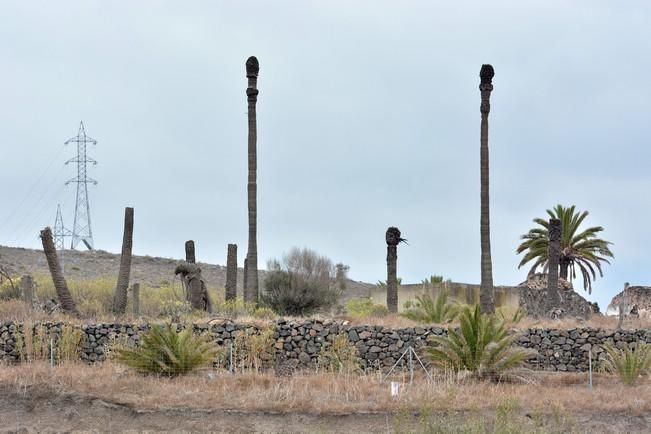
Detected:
left=1, top=384, right=649, bottom=434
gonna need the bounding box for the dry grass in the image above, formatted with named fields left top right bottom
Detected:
left=1, top=362, right=649, bottom=415
left=515, top=314, right=651, bottom=330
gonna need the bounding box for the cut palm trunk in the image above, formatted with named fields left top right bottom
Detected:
left=225, top=243, right=237, bottom=301
left=40, top=227, right=78, bottom=315
left=547, top=218, right=562, bottom=313
left=185, top=240, right=196, bottom=264
left=386, top=227, right=404, bottom=313
left=112, top=207, right=134, bottom=314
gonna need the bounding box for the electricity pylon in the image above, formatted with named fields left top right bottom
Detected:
left=65, top=121, right=97, bottom=250
left=53, top=204, right=72, bottom=268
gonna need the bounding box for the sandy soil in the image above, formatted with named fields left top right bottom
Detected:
left=1, top=384, right=650, bottom=434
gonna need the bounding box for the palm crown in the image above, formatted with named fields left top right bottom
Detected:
left=516, top=204, right=614, bottom=293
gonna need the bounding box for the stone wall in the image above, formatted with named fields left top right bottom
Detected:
left=1, top=320, right=650, bottom=372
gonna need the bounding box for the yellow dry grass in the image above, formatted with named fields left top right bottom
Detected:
left=1, top=362, right=649, bottom=415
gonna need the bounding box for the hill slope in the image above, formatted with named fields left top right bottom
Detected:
left=0, top=245, right=375, bottom=298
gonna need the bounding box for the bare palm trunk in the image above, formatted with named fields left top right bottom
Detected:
left=245, top=55, right=260, bottom=304
left=132, top=283, right=140, bottom=316
left=226, top=243, right=237, bottom=301
left=479, top=64, right=495, bottom=314
left=20, top=274, right=34, bottom=307
left=559, top=258, right=570, bottom=281
left=40, top=227, right=78, bottom=315
left=386, top=227, right=401, bottom=313
left=185, top=240, right=196, bottom=264
left=243, top=257, right=248, bottom=300
left=547, top=218, right=561, bottom=312
left=112, top=207, right=134, bottom=314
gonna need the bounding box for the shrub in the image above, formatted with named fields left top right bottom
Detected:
left=345, top=297, right=388, bottom=319
left=0, top=278, right=20, bottom=300
left=56, top=325, right=84, bottom=362
left=232, top=326, right=275, bottom=372
left=159, top=300, right=193, bottom=321
left=402, top=291, right=459, bottom=324
left=113, top=324, right=218, bottom=376
left=14, top=323, right=83, bottom=363
left=425, top=305, right=536, bottom=380
left=262, top=247, right=341, bottom=316
left=212, top=297, right=257, bottom=318
left=497, top=306, right=526, bottom=324
left=601, top=342, right=651, bottom=386
left=318, top=333, right=361, bottom=373
left=252, top=307, right=276, bottom=320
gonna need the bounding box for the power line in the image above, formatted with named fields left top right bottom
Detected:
left=0, top=144, right=66, bottom=231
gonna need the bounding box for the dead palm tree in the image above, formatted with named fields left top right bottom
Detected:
left=386, top=227, right=405, bottom=313
left=40, top=227, right=78, bottom=315
left=185, top=240, right=195, bottom=264
left=225, top=243, right=237, bottom=301
left=546, top=218, right=561, bottom=310
left=112, top=207, right=134, bottom=314
left=479, top=64, right=495, bottom=314
left=245, top=55, right=260, bottom=304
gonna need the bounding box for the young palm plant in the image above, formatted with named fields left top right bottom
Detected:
left=402, top=291, right=459, bottom=324
left=114, top=324, right=218, bottom=376
left=601, top=342, right=651, bottom=386
left=425, top=305, right=536, bottom=380
left=516, top=204, right=614, bottom=293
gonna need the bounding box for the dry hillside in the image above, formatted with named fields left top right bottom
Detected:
left=0, top=245, right=375, bottom=299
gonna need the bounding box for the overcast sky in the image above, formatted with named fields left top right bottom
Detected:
left=1, top=1, right=650, bottom=310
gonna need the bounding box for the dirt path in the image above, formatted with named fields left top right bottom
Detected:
left=1, top=385, right=650, bottom=433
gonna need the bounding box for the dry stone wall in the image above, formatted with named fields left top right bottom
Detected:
left=1, top=320, right=650, bottom=372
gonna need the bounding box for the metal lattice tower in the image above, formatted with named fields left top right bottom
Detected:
left=53, top=204, right=72, bottom=267
left=65, top=121, right=97, bottom=250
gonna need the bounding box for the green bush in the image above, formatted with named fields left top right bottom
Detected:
left=262, top=248, right=341, bottom=316
left=425, top=305, right=536, bottom=380
left=345, top=297, right=388, bottom=318
left=601, top=342, right=651, bottom=386
left=318, top=333, right=361, bottom=373
left=113, top=324, right=218, bottom=376
left=402, top=291, right=459, bottom=324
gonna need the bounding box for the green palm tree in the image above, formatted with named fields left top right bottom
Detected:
left=425, top=305, right=535, bottom=380
left=516, top=204, right=614, bottom=293
left=402, top=290, right=459, bottom=324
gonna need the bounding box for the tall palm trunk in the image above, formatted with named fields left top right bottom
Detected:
left=112, top=207, right=134, bottom=314
left=547, top=218, right=561, bottom=312
left=386, top=227, right=401, bottom=313
left=244, top=55, right=260, bottom=304
left=479, top=64, right=495, bottom=314
left=185, top=240, right=196, bottom=263
left=225, top=243, right=237, bottom=301
left=40, top=227, right=78, bottom=315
